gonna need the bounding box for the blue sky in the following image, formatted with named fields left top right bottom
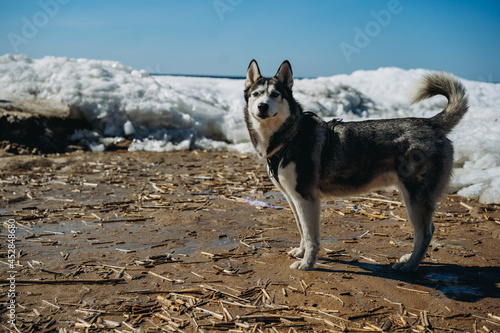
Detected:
left=1, top=0, right=499, bottom=81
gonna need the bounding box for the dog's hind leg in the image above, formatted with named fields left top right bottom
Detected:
left=392, top=189, right=435, bottom=272
left=393, top=142, right=453, bottom=272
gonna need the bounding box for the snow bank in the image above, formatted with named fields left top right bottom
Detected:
left=1, top=54, right=499, bottom=203
left=0, top=53, right=233, bottom=145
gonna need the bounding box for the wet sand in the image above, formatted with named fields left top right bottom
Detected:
left=1, top=150, right=499, bottom=332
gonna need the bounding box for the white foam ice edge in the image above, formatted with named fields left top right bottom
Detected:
left=1, top=54, right=499, bottom=203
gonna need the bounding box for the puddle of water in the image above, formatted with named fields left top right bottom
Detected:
left=438, top=285, right=481, bottom=300
left=263, top=191, right=286, bottom=205
left=17, top=213, right=276, bottom=264
left=176, top=236, right=239, bottom=256
left=33, top=219, right=97, bottom=234
left=425, top=272, right=482, bottom=300
left=322, top=202, right=345, bottom=209
left=322, top=236, right=339, bottom=244
left=19, top=219, right=157, bottom=258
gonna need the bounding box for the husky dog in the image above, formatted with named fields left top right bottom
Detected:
left=243, top=60, right=468, bottom=272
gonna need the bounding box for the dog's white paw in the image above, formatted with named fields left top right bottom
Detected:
left=288, top=247, right=305, bottom=259
left=398, top=253, right=412, bottom=263
left=392, top=254, right=418, bottom=272
left=290, top=260, right=314, bottom=271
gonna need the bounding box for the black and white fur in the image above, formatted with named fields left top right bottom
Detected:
left=243, top=59, right=468, bottom=272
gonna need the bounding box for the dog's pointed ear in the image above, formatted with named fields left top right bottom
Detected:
left=275, top=60, right=293, bottom=89
left=245, top=59, right=262, bottom=89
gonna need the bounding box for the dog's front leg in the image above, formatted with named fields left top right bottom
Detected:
left=287, top=194, right=321, bottom=271
left=273, top=179, right=306, bottom=258
left=271, top=163, right=321, bottom=271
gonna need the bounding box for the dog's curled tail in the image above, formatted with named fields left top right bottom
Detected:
left=411, top=72, right=468, bottom=134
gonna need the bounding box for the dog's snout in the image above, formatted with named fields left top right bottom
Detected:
left=258, top=103, right=269, bottom=113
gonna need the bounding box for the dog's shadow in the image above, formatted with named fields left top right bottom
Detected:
left=316, top=258, right=500, bottom=302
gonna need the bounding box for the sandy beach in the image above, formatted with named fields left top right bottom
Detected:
left=1, top=144, right=499, bottom=332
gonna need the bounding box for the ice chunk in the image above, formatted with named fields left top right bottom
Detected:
left=244, top=197, right=284, bottom=210
left=457, top=183, right=488, bottom=200
left=123, top=120, right=135, bottom=136
left=479, top=178, right=500, bottom=204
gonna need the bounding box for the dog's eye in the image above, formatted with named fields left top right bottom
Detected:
left=252, top=91, right=260, bottom=97
left=270, top=91, right=280, bottom=98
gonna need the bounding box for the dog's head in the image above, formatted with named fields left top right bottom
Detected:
left=244, top=59, right=294, bottom=121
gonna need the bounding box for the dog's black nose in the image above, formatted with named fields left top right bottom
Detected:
left=258, top=103, right=269, bottom=112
